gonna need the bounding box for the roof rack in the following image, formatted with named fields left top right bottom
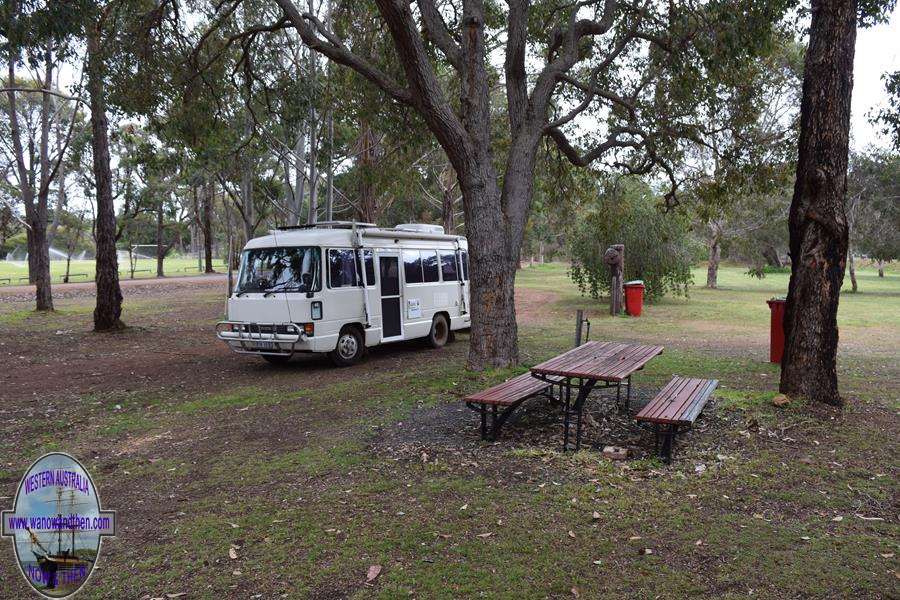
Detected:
left=276, top=221, right=378, bottom=231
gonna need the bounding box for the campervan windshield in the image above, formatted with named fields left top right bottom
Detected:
left=236, top=246, right=321, bottom=294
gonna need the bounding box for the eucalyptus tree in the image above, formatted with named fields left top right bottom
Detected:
left=228, top=0, right=792, bottom=369
left=680, top=37, right=801, bottom=288
left=871, top=70, right=899, bottom=150
left=1, top=0, right=83, bottom=311
left=779, top=0, right=896, bottom=405
left=845, top=150, right=900, bottom=287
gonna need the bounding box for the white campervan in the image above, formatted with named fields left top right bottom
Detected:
left=216, top=222, right=470, bottom=366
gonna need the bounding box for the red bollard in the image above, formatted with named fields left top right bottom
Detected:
left=766, top=298, right=786, bottom=363
left=624, top=281, right=645, bottom=317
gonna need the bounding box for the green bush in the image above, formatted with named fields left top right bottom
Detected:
left=568, top=179, right=698, bottom=302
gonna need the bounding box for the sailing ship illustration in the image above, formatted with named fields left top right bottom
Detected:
left=24, top=488, right=93, bottom=591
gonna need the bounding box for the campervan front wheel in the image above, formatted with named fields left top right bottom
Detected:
left=427, top=314, right=450, bottom=349
left=329, top=327, right=365, bottom=367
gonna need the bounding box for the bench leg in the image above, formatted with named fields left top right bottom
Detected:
left=490, top=405, right=499, bottom=441
left=656, top=424, right=678, bottom=464
left=562, top=381, right=572, bottom=450
left=480, top=404, right=487, bottom=440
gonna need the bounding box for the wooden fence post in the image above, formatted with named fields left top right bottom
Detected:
left=575, top=309, right=584, bottom=347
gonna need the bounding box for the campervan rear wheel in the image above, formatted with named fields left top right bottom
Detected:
left=427, top=314, right=450, bottom=349
left=330, top=327, right=364, bottom=367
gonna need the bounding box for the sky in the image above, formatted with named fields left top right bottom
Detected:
left=850, top=2, right=900, bottom=151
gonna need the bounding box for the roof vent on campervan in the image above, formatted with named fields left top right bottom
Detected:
left=394, top=223, right=445, bottom=234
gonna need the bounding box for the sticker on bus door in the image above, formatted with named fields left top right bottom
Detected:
left=406, top=298, right=422, bottom=319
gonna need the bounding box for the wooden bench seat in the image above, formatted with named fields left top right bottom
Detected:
left=465, top=373, right=563, bottom=440
left=635, top=376, right=718, bottom=462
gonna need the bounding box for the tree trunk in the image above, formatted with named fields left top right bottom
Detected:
left=203, top=182, right=214, bottom=273
left=32, top=45, right=55, bottom=310
left=156, top=201, right=165, bottom=277
left=325, top=111, right=334, bottom=221
left=440, top=167, right=455, bottom=233
left=306, top=6, right=319, bottom=225
left=357, top=123, right=377, bottom=223
left=87, top=25, right=124, bottom=331
left=847, top=246, right=857, bottom=292
left=761, top=244, right=783, bottom=268
left=707, top=234, right=720, bottom=289
left=459, top=164, right=520, bottom=369
left=780, top=0, right=856, bottom=406
left=877, top=260, right=884, bottom=277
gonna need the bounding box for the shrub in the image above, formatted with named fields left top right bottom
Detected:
left=569, top=179, right=698, bottom=302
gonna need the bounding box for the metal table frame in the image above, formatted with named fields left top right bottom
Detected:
left=531, top=372, right=632, bottom=451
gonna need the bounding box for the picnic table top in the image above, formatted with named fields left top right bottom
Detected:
left=530, top=340, right=664, bottom=382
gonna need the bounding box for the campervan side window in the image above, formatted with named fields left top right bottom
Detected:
left=403, top=250, right=423, bottom=284
left=440, top=251, right=458, bottom=281
left=328, top=249, right=375, bottom=288
left=461, top=251, right=470, bottom=281
left=422, top=251, right=440, bottom=283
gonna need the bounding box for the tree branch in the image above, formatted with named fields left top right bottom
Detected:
left=273, top=0, right=413, bottom=104
left=505, top=0, right=529, bottom=135
left=417, top=0, right=462, bottom=71
left=546, top=125, right=643, bottom=167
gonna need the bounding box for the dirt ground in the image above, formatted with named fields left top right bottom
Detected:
left=1, top=273, right=897, bottom=599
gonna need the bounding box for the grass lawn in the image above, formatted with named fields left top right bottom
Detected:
left=0, top=256, right=227, bottom=284
left=0, top=264, right=897, bottom=599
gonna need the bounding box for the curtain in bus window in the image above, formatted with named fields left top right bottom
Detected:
left=440, top=251, right=458, bottom=281
left=422, top=251, right=440, bottom=282
left=329, top=249, right=358, bottom=287
left=403, top=250, right=423, bottom=283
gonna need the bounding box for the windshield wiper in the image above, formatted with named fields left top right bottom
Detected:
left=263, top=285, right=306, bottom=297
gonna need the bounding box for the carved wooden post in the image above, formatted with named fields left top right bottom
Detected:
left=603, top=244, right=624, bottom=315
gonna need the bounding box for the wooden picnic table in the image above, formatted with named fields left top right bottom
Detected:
left=530, top=341, right=664, bottom=451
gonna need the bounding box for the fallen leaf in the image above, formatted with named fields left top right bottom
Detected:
left=695, top=539, right=703, bottom=546
left=800, top=536, right=811, bottom=541
left=831, top=516, right=843, bottom=522
left=592, top=511, right=600, bottom=520
left=640, top=548, right=654, bottom=555
left=366, top=564, right=382, bottom=583
left=460, top=504, right=468, bottom=511
left=232, top=570, right=242, bottom=576
left=571, top=587, right=580, bottom=597
left=228, top=548, right=238, bottom=560
left=228, top=522, right=240, bottom=529
left=165, top=594, right=187, bottom=599
left=476, top=532, right=493, bottom=538
left=568, top=530, right=576, bottom=539
left=881, top=553, right=895, bottom=559
left=592, top=560, right=602, bottom=566
left=629, top=536, right=642, bottom=541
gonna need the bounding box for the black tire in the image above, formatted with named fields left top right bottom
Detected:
left=329, top=327, right=365, bottom=367
left=426, top=314, right=450, bottom=349
left=262, top=354, right=292, bottom=365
